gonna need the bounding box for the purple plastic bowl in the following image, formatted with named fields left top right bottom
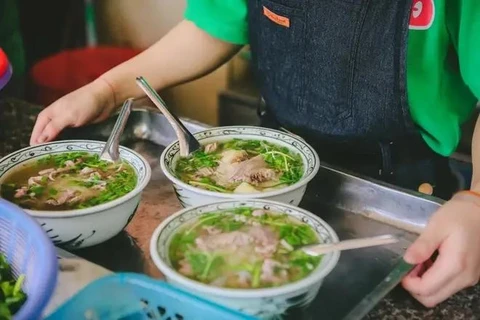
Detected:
left=0, top=199, right=58, bottom=320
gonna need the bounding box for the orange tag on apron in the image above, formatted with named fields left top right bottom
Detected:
left=263, top=6, right=290, bottom=28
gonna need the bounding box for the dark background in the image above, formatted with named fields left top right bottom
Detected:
left=18, top=0, right=85, bottom=71
left=1, top=0, right=85, bottom=99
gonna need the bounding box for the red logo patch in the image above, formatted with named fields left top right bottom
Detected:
left=409, top=0, right=435, bottom=30
left=263, top=6, right=290, bottom=28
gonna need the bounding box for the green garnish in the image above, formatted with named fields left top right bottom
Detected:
left=0, top=254, right=27, bottom=319
left=29, top=185, right=44, bottom=196
left=251, top=261, right=263, bottom=288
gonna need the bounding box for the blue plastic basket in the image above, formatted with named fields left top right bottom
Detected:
left=0, top=199, right=58, bottom=320
left=46, top=273, right=257, bottom=320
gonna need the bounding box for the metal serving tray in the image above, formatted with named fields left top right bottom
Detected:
left=54, top=108, right=442, bottom=320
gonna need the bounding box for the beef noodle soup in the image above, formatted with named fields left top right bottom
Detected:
left=0, top=152, right=137, bottom=211
left=175, top=139, right=304, bottom=193
left=168, top=207, right=322, bottom=289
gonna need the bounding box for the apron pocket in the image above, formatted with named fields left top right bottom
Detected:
left=256, top=0, right=307, bottom=123
left=302, top=0, right=367, bottom=125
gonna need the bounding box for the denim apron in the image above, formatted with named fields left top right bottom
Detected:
left=247, top=0, right=417, bottom=140
left=246, top=0, right=458, bottom=199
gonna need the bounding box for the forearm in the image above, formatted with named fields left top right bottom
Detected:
left=470, top=114, right=480, bottom=190
left=99, top=20, right=242, bottom=108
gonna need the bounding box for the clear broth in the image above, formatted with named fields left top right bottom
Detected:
left=168, top=207, right=322, bottom=289
left=0, top=152, right=137, bottom=211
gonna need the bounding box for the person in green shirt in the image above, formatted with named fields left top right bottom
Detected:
left=29, top=0, right=480, bottom=308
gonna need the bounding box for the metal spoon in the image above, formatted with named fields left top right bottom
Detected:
left=300, top=234, right=399, bottom=256
left=99, top=98, right=133, bottom=162
left=135, top=76, right=201, bottom=157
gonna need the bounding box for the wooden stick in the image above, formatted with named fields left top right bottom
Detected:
left=301, top=234, right=399, bottom=256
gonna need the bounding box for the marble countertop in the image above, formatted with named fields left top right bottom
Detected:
left=1, top=97, right=479, bottom=320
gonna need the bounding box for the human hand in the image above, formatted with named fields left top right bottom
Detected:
left=30, top=78, right=116, bottom=145
left=402, top=191, right=480, bottom=307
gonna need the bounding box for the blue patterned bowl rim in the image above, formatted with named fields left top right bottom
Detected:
left=160, top=126, right=320, bottom=198
left=150, top=199, right=340, bottom=298
left=0, top=140, right=152, bottom=218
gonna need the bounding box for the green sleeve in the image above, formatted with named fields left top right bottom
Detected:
left=447, top=0, right=480, bottom=100
left=184, top=0, right=249, bottom=45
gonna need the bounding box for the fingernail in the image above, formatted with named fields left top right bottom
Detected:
left=37, top=134, right=48, bottom=143
left=403, top=253, right=415, bottom=264
left=403, top=247, right=418, bottom=264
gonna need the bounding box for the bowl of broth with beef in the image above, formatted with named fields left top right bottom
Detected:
left=1, top=152, right=137, bottom=211
left=0, top=140, right=151, bottom=248
left=160, top=126, right=320, bottom=207
left=150, top=199, right=339, bottom=319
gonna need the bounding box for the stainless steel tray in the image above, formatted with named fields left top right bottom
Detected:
left=57, top=108, right=442, bottom=320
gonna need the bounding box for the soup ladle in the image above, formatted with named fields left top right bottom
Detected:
left=99, top=98, right=134, bottom=162
left=135, top=76, right=201, bottom=157
left=299, top=234, right=399, bottom=256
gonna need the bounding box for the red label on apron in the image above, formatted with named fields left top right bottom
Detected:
left=409, top=0, right=435, bottom=30
left=263, top=6, right=290, bottom=28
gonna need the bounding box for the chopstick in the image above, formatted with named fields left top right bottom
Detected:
left=301, top=234, right=399, bottom=256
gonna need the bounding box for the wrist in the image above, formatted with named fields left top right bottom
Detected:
left=453, top=190, right=480, bottom=206
left=92, top=76, right=117, bottom=112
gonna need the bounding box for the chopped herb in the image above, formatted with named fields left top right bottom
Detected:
left=0, top=254, right=27, bottom=319
left=29, top=185, right=45, bottom=196
left=251, top=261, right=263, bottom=288
left=185, top=252, right=209, bottom=276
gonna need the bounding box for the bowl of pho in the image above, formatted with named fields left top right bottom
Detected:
left=0, top=140, right=151, bottom=248
left=150, top=199, right=339, bottom=319
left=160, top=126, right=319, bottom=207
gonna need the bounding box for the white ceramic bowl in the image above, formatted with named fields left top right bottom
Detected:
left=0, top=140, right=151, bottom=249
left=150, top=199, right=340, bottom=319
left=160, top=126, right=320, bottom=207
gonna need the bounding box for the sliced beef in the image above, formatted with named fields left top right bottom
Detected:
left=80, top=167, right=95, bottom=175
left=195, top=167, right=215, bottom=178
left=92, top=181, right=107, bottom=191
left=178, top=259, right=193, bottom=276
left=195, top=231, right=252, bottom=252
left=248, top=226, right=279, bottom=257
left=202, top=226, right=222, bottom=235
left=14, top=187, right=27, bottom=198
left=46, top=189, right=77, bottom=206
left=215, top=155, right=278, bottom=187
left=219, top=150, right=248, bottom=164
left=27, top=176, right=43, bottom=187
left=64, top=160, right=76, bottom=167
left=260, top=259, right=288, bottom=284
left=39, top=168, right=55, bottom=176
left=204, top=142, right=218, bottom=154
left=248, top=168, right=277, bottom=184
